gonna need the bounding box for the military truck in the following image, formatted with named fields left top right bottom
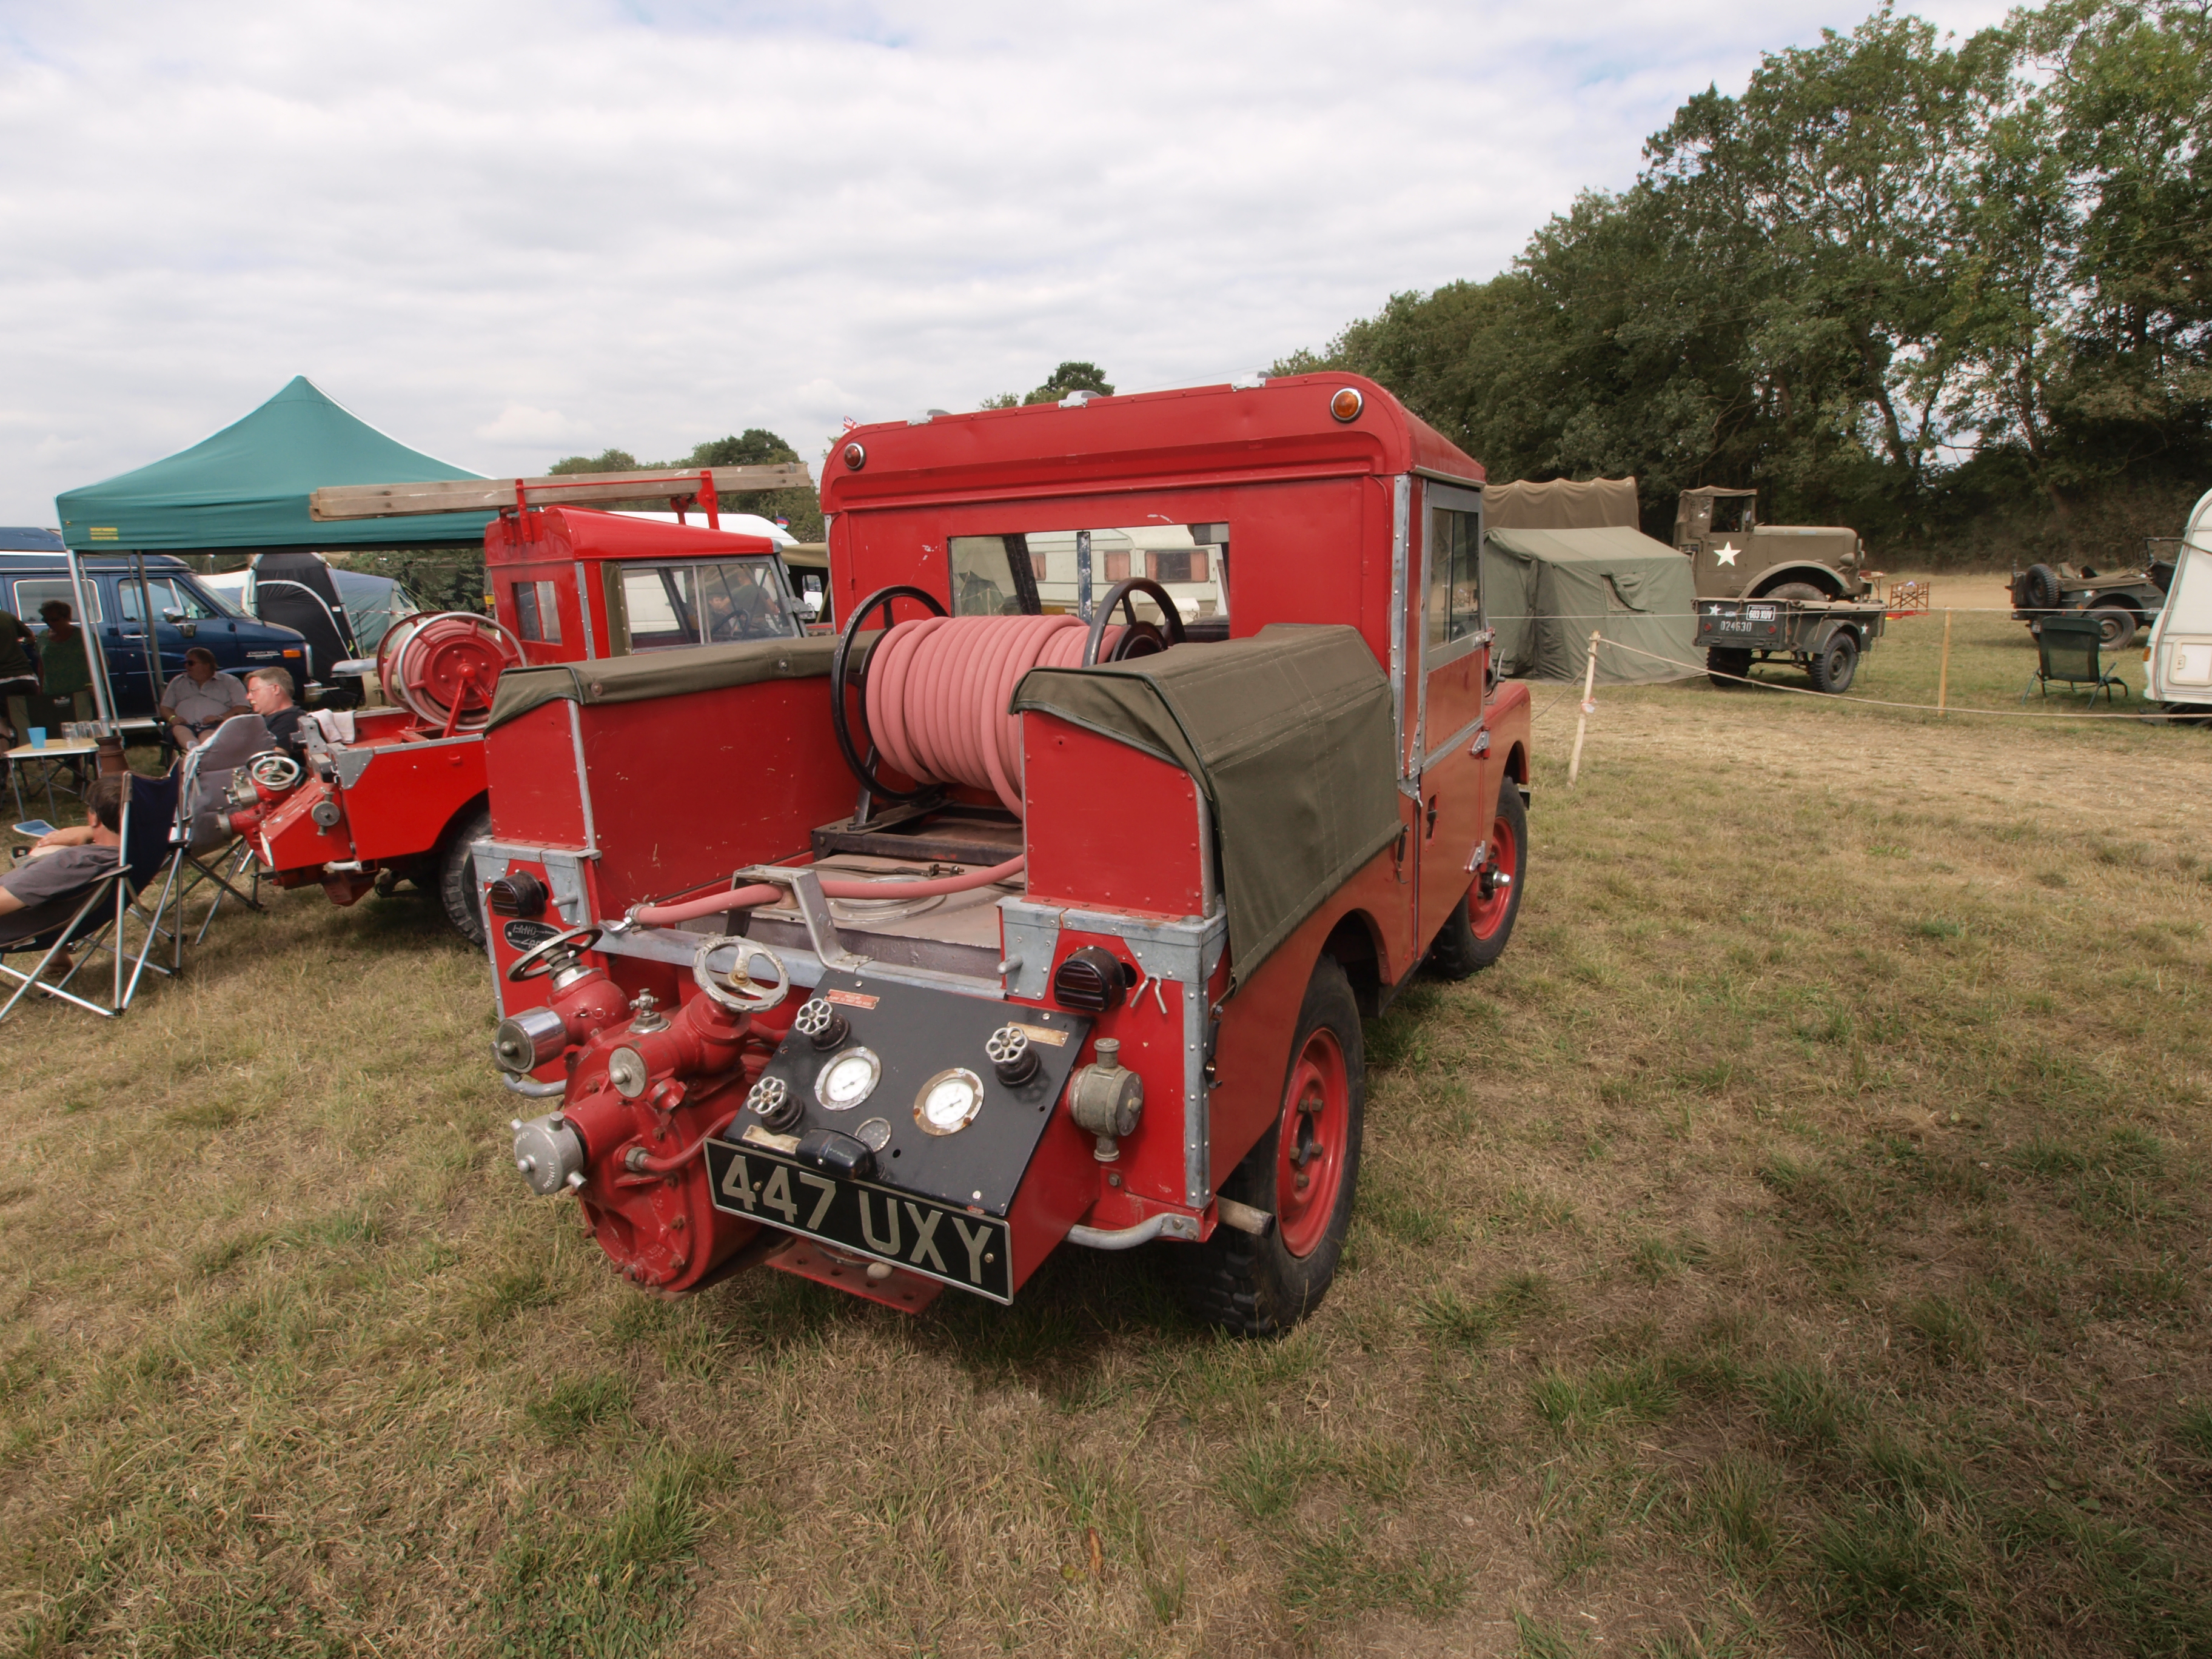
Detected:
left=2008, top=558, right=2165, bottom=650
left=1675, top=487, right=1887, bottom=692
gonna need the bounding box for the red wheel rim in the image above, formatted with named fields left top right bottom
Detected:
left=1470, top=811, right=1519, bottom=939
left=1275, top=1025, right=1349, bottom=1258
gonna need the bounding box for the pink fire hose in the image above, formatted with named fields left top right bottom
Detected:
left=631, top=615, right=1118, bottom=928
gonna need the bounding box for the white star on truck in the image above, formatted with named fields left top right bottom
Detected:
left=1714, top=541, right=1740, bottom=567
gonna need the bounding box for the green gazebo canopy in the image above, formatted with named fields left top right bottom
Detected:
left=56, top=376, right=492, bottom=552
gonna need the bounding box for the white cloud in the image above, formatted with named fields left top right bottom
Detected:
left=0, top=0, right=2020, bottom=524
left=475, top=404, right=586, bottom=446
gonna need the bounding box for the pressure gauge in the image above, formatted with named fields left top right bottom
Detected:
left=814, top=1046, right=882, bottom=1111
left=914, top=1067, right=985, bottom=1136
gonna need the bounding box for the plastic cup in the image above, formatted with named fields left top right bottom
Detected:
left=27, top=728, right=45, bottom=749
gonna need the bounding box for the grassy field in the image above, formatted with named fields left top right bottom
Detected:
left=3, top=578, right=2207, bottom=1657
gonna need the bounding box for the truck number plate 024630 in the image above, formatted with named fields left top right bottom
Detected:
left=1715, top=618, right=1756, bottom=633
left=703, top=1138, right=1014, bottom=1302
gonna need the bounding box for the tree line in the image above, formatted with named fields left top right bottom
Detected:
left=1277, top=0, right=2211, bottom=565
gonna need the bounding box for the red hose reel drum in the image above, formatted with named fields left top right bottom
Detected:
left=378, top=612, right=525, bottom=734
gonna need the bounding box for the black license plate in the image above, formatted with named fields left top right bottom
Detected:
left=703, top=1136, right=1014, bottom=1303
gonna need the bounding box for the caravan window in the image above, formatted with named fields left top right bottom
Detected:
left=947, top=526, right=1228, bottom=623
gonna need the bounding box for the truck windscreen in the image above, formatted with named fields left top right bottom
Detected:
left=619, top=557, right=800, bottom=652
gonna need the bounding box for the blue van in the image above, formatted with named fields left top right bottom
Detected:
left=1, top=528, right=312, bottom=719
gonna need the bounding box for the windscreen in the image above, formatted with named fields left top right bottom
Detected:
left=947, top=525, right=1228, bottom=624
left=619, top=557, right=800, bottom=652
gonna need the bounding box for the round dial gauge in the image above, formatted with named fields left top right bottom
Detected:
left=855, top=1116, right=893, bottom=1151
left=914, top=1067, right=985, bottom=1136
left=814, top=1045, right=881, bottom=1111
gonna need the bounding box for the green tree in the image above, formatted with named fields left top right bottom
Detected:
left=1022, top=362, right=1114, bottom=404
left=546, top=447, right=640, bottom=475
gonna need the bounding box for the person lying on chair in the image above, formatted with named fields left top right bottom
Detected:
left=158, top=648, right=252, bottom=749
left=2, top=776, right=124, bottom=964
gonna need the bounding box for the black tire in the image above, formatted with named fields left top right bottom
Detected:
left=1766, top=581, right=1827, bottom=603
left=1706, top=646, right=1753, bottom=688
left=435, top=802, right=492, bottom=945
left=1426, top=777, right=1528, bottom=978
left=2025, top=563, right=2063, bottom=611
left=1179, top=956, right=1364, bottom=1338
left=1809, top=632, right=1859, bottom=694
left=2087, top=606, right=2137, bottom=651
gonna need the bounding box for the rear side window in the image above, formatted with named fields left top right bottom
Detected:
left=12, top=579, right=101, bottom=625
left=1425, top=504, right=1483, bottom=651
left=513, top=579, right=562, bottom=643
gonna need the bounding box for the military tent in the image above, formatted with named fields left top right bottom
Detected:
left=1482, top=526, right=1698, bottom=684
left=55, top=377, right=491, bottom=553
left=1484, top=476, right=1640, bottom=532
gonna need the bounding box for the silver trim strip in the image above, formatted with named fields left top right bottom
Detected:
left=1388, top=474, right=1409, bottom=789
left=1422, top=711, right=1490, bottom=774
left=565, top=701, right=598, bottom=853
left=574, top=561, right=596, bottom=660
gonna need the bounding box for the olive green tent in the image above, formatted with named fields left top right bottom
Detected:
left=55, top=376, right=491, bottom=552
left=1482, top=526, right=1698, bottom=684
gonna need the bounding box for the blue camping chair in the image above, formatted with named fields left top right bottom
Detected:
left=0, top=769, right=181, bottom=1023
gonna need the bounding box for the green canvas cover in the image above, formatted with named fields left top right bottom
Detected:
left=487, top=634, right=856, bottom=729
left=1482, top=526, right=1698, bottom=684
left=1011, top=624, right=1398, bottom=979
left=56, top=377, right=491, bottom=552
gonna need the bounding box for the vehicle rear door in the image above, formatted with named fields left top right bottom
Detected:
left=1412, top=481, right=1493, bottom=947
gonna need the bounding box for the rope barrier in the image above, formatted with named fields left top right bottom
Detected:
left=1587, top=636, right=2189, bottom=722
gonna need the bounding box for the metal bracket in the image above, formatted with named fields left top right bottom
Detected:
left=475, top=840, right=597, bottom=926
left=1064, top=1212, right=1202, bottom=1250
left=734, top=864, right=870, bottom=973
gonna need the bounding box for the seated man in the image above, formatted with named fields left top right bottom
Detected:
left=246, top=666, right=307, bottom=757
left=2, top=776, right=124, bottom=962
left=158, top=648, right=252, bottom=749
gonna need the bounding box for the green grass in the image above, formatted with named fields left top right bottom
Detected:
left=4, top=655, right=2211, bottom=1655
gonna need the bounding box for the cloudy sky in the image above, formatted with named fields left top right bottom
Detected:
left=1, top=0, right=2017, bottom=525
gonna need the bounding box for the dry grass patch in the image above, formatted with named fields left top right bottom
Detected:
left=4, top=665, right=2211, bottom=1655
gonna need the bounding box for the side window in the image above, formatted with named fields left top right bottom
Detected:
left=120, top=575, right=180, bottom=622
left=947, top=537, right=1031, bottom=617
left=167, top=581, right=216, bottom=621
left=1426, top=504, right=1483, bottom=652
left=13, top=580, right=101, bottom=625
left=514, top=579, right=561, bottom=643
left=620, top=566, right=700, bottom=651
left=695, top=560, right=800, bottom=642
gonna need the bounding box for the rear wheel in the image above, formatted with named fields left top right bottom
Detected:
left=1179, top=955, right=1364, bottom=1337
left=1426, top=777, right=1528, bottom=978
left=1766, top=581, right=1826, bottom=603
left=1706, top=646, right=1753, bottom=688
left=1809, top=632, right=1860, bottom=694
left=435, top=803, right=492, bottom=945
left=2087, top=607, right=2137, bottom=651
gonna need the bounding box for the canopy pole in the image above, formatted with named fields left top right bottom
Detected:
left=63, top=549, right=116, bottom=728
left=132, top=553, right=162, bottom=718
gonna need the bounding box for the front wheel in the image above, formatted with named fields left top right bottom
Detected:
left=1426, top=777, right=1528, bottom=978
left=1179, top=955, right=1364, bottom=1337
left=435, top=803, right=492, bottom=946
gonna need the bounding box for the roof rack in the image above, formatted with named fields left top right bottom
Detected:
left=309, top=463, right=814, bottom=522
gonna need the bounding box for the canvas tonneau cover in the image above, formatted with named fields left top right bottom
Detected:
left=486, top=634, right=851, bottom=729
left=1011, top=624, right=1398, bottom=979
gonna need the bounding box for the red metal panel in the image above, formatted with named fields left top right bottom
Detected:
left=566, top=677, right=861, bottom=913
left=483, top=703, right=589, bottom=848
left=341, top=742, right=486, bottom=861
left=1020, top=714, right=1206, bottom=919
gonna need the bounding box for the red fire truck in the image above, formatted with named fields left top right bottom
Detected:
left=478, top=377, right=1530, bottom=1333
left=229, top=468, right=814, bottom=942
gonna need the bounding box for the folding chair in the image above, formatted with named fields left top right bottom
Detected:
left=0, top=770, right=179, bottom=1023
left=136, top=720, right=271, bottom=970
left=2023, top=614, right=2130, bottom=704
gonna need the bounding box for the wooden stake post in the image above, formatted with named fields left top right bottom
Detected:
left=1567, top=628, right=1600, bottom=786
left=1938, top=608, right=1953, bottom=716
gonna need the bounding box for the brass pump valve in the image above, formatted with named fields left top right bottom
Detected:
left=1068, top=1038, right=1144, bottom=1162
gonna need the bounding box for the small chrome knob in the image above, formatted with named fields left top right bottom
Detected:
left=794, top=996, right=851, bottom=1050
left=747, top=1074, right=799, bottom=1131
left=986, top=1024, right=1041, bottom=1086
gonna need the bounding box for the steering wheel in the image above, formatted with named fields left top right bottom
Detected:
left=1084, top=578, right=1187, bottom=666
left=246, top=751, right=304, bottom=791
left=506, top=924, right=603, bottom=983
left=692, top=934, right=791, bottom=1013
left=830, top=583, right=950, bottom=803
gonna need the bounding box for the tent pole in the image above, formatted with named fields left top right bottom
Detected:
left=132, top=553, right=162, bottom=718
left=64, top=550, right=116, bottom=727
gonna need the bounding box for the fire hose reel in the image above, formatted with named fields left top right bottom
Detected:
left=376, top=611, right=525, bottom=735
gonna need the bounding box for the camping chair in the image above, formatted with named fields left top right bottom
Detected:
left=137, top=718, right=270, bottom=968
left=2022, top=614, right=2130, bottom=705
left=0, top=769, right=179, bottom=1023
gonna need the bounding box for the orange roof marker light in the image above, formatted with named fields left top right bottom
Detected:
left=1330, top=387, right=1364, bottom=422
